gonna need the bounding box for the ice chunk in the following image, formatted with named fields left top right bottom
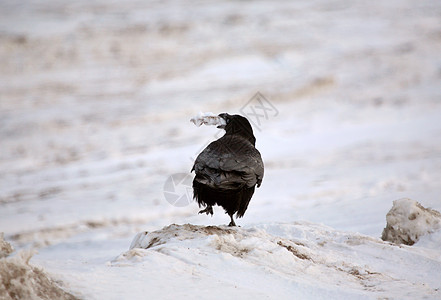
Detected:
left=190, top=112, right=226, bottom=127
left=381, top=198, right=441, bottom=245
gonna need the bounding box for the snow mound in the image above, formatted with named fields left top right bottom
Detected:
left=190, top=112, right=226, bottom=127
left=115, top=223, right=441, bottom=299
left=381, top=198, right=441, bottom=245
left=0, top=234, right=78, bottom=300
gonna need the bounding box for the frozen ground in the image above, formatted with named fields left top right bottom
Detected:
left=1, top=0, right=441, bottom=299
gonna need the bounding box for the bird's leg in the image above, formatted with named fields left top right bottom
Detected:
left=198, top=205, right=213, bottom=216
left=228, top=214, right=236, bottom=227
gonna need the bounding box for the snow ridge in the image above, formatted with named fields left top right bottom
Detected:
left=112, top=223, right=441, bottom=299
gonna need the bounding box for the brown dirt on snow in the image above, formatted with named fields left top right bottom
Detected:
left=0, top=234, right=79, bottom=300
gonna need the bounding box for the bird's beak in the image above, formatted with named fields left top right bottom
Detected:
left=217, top=113, right=229, bottom=129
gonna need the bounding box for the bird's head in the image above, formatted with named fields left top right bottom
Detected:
left=218, top=113, right=256, bottom=145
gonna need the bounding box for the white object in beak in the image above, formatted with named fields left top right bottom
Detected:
left=190, top=112, right=227, bottom=127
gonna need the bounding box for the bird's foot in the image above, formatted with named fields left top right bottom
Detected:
left=228, top=215, right=236, bottom=227
left=198, top=206, right=213, bottom=216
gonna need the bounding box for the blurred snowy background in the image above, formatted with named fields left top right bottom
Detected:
left=1, top=0, right=441, bottom=298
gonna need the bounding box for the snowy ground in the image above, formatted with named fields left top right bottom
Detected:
left=1, top=0, right=441, bottom=299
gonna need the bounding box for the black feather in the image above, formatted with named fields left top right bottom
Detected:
left=191, top=113, right=264, bottom=226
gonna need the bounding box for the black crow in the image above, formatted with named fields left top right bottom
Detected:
left=191, top=113, right=264, bottom=226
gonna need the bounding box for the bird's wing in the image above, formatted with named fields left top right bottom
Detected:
left=193, top=136, right=264, bottom=189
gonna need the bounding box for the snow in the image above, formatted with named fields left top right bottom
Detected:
left=382, top=198, right=441, bottom=245
left=0, top=235, right=77, bottom=300
left=1, top=0, right=441, bottom=299
left=416, top=230, right=441, bottom=253
left=121, top=223, right=441, bottom=299
left=0, top=233, right=14, bottom=259
left=190, top=112, right=226, bottom=127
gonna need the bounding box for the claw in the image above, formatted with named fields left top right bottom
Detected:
left=198, top=206, right=213, bottom=216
